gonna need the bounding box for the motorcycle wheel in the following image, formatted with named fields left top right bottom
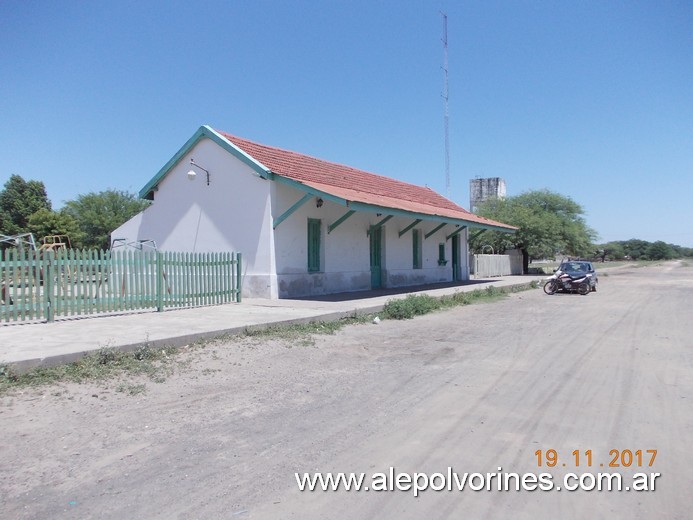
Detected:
left=578, top=282, right=590, bottom=295
left=543, top=281, right=558, bottom=295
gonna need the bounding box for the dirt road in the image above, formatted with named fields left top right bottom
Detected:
left=1, top=261, right=691, bottom=519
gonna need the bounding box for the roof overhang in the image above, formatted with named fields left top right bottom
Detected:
left=139, top=125, right=271, bottom=199
left=139, top=126, right=515, bottom=234
left=271, top=174, right=516, bottom=234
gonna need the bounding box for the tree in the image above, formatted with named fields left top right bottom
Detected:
left=63, top=190, right=149, bottom=250
left=27, top=209, right=84, bottom=247
left=471, top=189, right=597, bottom=273
left=596, top=241, right=626, bottom=262
left=621, top=239, right=651, bottom=260
left=646, top=241, right=677, bottom=261
left=671, top=244, right=693, bottom=258
left=0, top=175, right=52, bottom=235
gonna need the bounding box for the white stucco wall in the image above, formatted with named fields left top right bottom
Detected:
left=272, top=183, right=372, bottom=298
left=271, top=182, right=470, bottom=298
left=114, top=137, right=473, bottom=300
left=112, top=138, right=277, bottom=298
left=458, top=228, right=470, bottom=281
left=383, top=222, right=454, bottom=288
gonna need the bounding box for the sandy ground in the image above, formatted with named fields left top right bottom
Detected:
left=1, top=261, right=691, bottom=519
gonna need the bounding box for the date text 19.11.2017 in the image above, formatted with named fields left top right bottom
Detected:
left=535, top=449, right=657, bottom=468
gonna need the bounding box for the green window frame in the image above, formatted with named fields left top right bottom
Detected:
left=307, top=218, right=321, bottom=272
left=413, top=229, right=422, bottom=269
left=438, top=243, right=447, bottom=266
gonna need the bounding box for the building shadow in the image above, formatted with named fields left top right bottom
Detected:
left=291, top=279, right=498, bottom=303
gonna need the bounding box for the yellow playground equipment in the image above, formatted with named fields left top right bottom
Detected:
left=38, top=235, right=72, bottom=252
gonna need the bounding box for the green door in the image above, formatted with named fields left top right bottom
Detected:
left=452, top=234, right=460, bottom=281
left=369, top=226, right=382, bottom=289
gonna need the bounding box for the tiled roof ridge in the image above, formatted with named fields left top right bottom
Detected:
left=217, top=130, right=472, bottom=214
left=219, top=131, right=409, bottom=181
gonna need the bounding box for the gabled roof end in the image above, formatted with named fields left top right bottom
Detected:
left=138, top=125, right=272, bottom=199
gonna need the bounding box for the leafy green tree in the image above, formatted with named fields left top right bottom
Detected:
left=27, top=209, right=84, bottom=247
left=671, top=245, right=693, bottom=258
left=0, top=175, right=51, bottom=235
left=596, top=241, right=626, bottom=262
left=63, top=190, right=149, bottom=250
left=621, top=239, right=651, bottom=260
left=645, top=241, right=676, bottom=261
left=471, top=190, right=597, bottom=273
left=595, top=239, right=691, bottom=261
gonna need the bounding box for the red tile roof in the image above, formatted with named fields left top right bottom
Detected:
left=217, top=130, right=515, bottom=231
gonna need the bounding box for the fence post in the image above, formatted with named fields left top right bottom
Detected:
left=156, top=251, right=164, bottom=312
left=45, top=251, right=55, bottom=322
left=235, top=252, right=242, bottom=303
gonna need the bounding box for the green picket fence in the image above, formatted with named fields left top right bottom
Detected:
left=0, top=249, right=242, bottom=323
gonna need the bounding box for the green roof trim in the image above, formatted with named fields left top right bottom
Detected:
left=470, top=229, right=488, bottom=241
left=367, top=214, right=393, bottom=236
left=446, top=225, right=467, bottom=241
left=139, top=125, right=271, bottom=199
left=425, top=222, right=448, bottom=239
left=138, top=126, right=515, bottom=235
left=373, top=214, right=393, bottom=229
left=273, top=193, right=313, bottom=229
left=346, top=201, right=514, bottom=234
left=270, top=175, right=348, bottom=207
left=272, top=178, right=513, bottom=233
left=398, top=219, right=422, bottom=238
left=328, top=210, right=356, bottom=234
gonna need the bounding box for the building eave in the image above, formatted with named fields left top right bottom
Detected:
left=273, top=175, right=516, bottom=234
left=138, top=127, right=516, bottom=235
left=139, top=125, right=271, bottom=200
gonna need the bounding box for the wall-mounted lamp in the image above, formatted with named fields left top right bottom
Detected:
left=316, top=198, right=324, bottom=208
left=188, top=158, right=210, bottom=186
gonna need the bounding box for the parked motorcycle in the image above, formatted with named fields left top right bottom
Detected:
left=543, top=269, right=591, bottom=296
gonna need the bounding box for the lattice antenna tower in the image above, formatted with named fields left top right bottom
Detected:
left=441, top=12, right=451, bottom=199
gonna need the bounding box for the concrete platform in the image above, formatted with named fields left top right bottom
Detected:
left=0, top=275, right=543, bottom=372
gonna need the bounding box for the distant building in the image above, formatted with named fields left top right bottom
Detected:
left=470, top=177, right=506, bottom=213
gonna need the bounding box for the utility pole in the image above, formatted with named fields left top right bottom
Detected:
left=441, top=12, right=451, bottom=199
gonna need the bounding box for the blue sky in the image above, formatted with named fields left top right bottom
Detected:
left=1, top=0, right=691, bottom=246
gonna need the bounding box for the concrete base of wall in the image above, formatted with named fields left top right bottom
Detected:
left=385, top=267, right=451, bottom=288
left=242, top=274, right=278, bottom=299
left=276, top=268, right=457, bottom=298
left=278, top=271, right=371, bottom=298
